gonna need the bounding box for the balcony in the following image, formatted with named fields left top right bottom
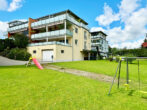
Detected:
left=91, top=42, right=101, bottom=46
left=31, top=29, right=73, bottom=40
left=91, top=35, right=103, bottom=39
left=31, top=14, right=66, bottom=28
left=8, top=23, right=28, bottom=32
left=28, top=41, right=71, bottom=47
left=31, top=14, right=89, bottom=30
left=66, top=14, right=89, bottom=30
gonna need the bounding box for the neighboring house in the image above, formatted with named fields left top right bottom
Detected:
left=142, top=35, right=147, bottom=48
left=142, top=42, right=147, bottom=48
left=91, top=31, right=109, bottom=57
left=6, top=10, right=91, bottom=62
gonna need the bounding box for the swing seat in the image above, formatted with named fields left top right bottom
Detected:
left=124, top=84, right=129, bottom=90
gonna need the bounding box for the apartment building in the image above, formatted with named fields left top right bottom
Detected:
left=91, top=31, right=109, bottom=57
left=7, top=10, right=91, bottom=62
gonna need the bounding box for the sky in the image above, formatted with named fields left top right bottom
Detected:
left=0, top=0, right=147, bottom=49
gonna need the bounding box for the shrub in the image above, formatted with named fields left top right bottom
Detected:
left=7, top=48, right=31, bottom=61
left=0, top=47, right=11, bottom=57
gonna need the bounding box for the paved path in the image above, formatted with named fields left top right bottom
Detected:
left=43, top=64, right=115, bottom=83
left=0, top=56, right=27, bottom=66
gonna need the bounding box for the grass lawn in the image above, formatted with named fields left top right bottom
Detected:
left=0, top=66, right=146, bottom=110
left=53, top=60, right=147, bottom=83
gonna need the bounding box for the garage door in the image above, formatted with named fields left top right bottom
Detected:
left=42, top=50, right=54, bottom=61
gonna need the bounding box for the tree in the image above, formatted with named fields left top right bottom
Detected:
left=144, top=38, right=147, bottom=43
left=12, top=34, right=29, bottom=48
left=0, top=38, right=15, bottom=52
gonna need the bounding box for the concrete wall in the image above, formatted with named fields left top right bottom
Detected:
left=27, top=45, right=57, bottom=61
left=27, top=44, right=72, bottom=62
left=55, top=45, right=72, bottom=62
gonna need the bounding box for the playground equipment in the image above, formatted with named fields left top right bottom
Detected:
left=108, top=57, right=147, bottom=95
left=26, top=57, right=43, bottom=70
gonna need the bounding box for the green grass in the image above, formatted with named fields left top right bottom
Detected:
left=53, top=60, right=147, bottom=83
left=0, top=66, right=146, bottom=110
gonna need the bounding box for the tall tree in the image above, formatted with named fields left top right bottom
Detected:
left=12, top=34, right=29, bottom=48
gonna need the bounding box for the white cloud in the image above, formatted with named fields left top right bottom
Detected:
left=8, top=0, right=23, bottom=12
left=95, top=3, right=119, bottom=27
left=111, top=39, right=144, bottom=49
left=0, top=0, right=23, bottom=12
left=0, top=21, right=8, bottom=39
left=119, top=0, right=140, bottom=22
left=0, top=0, right=8, bottom=10
left=93, top=0, right=147, bottom=49
left=91, top=27, right=106, bottom=32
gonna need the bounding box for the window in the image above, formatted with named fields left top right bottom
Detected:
left=75, top=28, right=78, bottom=33
left=84, top=31, right=87, bottom=40
left=33, top=50, right=36, bottom=54
left=84, top=41, right=87, bottom=49
left=61, top=50, right=64, bottom=53
left=75, top=39, right=78, bottom=45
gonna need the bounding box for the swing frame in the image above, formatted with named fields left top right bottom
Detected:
left=108, top=57, right=147, bottom=95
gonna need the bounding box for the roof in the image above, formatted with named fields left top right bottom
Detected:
left=142, top=42, right=147, bottom=47
left=91, top=31, right=107, bottom=36
left=35, top=10, right=88, bottom=25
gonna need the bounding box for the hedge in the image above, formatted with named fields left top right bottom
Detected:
left=7, top=48, right=31, bottom=61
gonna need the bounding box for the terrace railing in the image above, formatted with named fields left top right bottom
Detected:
left=28, top=41, right=71, bottom=47
left=31, top=29, right=73, bottom=40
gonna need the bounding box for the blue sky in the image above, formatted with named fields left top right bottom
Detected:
left=0, top=0, right=147, bottom=48
left=0, top=0, right=121, bottom=28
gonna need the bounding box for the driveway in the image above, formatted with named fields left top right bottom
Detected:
left=0, top=56, right=27, bottom=66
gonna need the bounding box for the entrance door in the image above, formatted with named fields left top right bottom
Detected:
left=42, top=50, right=54, bottom=61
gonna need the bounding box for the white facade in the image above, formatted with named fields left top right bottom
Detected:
left=91, top=31, right=109, bottom=57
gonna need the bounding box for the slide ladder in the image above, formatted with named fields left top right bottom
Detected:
left=26, top=57, right=43, bottom=70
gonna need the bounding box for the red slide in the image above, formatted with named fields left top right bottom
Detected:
left=32, top=58, right=43, bottom=70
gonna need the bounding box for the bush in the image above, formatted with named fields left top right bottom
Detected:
left=7, top=48, right=31, bottom=61
left=0, top=47, right=10, bottom=57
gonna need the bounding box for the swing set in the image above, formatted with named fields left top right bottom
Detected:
left=108, top=57, right=147, bottom=96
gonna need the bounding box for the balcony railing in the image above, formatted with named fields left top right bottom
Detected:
left=31, top=29, right=73, bottom=39
left=28, top=41, right=71, bottom=47
left=91, top=35, right=103, bottom=39
left=66, top=14, right=89, bottom=30
left=8, top=23, right=28, bottom=32
left=7, top=13, right=89, bottom=33
left=91, top=42, right=101, bottom=46
left=31, top=13, right=89, bottom=30
left=31, top=14, right=66, bottom=27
